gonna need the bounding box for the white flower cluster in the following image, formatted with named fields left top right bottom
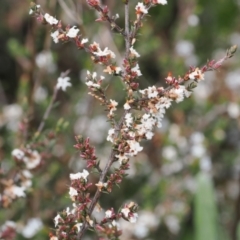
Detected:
left=85, top=71, right=104, bottom=89
left=121, top=207, right=138, bottom=223
left=12, top=148, right=41, bottom=169
left=44, top=13, right=58, bottom=25
left=131, top=64, right=142, bottom=77
left=50, top=25, right=80, bottom=43
left=91, top=42, right=116, bottom=59
left=69, top=169, right=89, bottom=181
left=68, top=169, right=89, bottom=199
left=54, top=204, right=82, bottom=232
left=1, top=169, right=33, bottom=205
left=135, top=3, right=148, bottom=15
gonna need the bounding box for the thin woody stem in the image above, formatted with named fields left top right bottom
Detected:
left=36, top=86, right=58, bottom=134
left=125, top=2, right=130, bottom=56
left=78, top=111, right=128, bottom=239
left=36, top=70, right=70, bottom=134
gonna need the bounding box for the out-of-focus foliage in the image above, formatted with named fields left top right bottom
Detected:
left=0, top=0, right=240, bottom=239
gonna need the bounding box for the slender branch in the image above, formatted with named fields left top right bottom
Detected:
left=125, top=2, right=130, bottom=56
left=36, top=70, right=70, bottom=134
left=36, top=86, right=59, bottom=134
left=77, top=111, right=128, bottom=239
left=93, top=5, right=125, bottom=37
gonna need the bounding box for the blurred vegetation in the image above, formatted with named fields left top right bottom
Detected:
left=1, top=0, right=240, bottom=239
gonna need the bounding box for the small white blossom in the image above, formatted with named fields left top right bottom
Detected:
left=135, top=2, right=148, bottom=14
left=54, top=214, right=62, bottom=227
left=129, top=213, right=138, bottom=223
left=51, top=30, right=60, bottom=43
left=66, top=26, right=79, bottom=38
left=74, top=223, right=82, bottom=232
left=130, top=47, right=140, bottom=58
left=127, top=140, right=143, bottom=156
left=56, top=76, right=72, bottom=91
left=105, top=210, right=113, bottom=218
left=131, top=64, right=142, bottom=76
left=125, top=113, right=133, bottom=127
left=115, top=154, right=129, bottom=165
left=85, top=81, right=100, bottom=88
left=81, top=38, right=89, bottom=44
left=12, top=149, right=24, bottom=159
left=169, top=87, right=185, bottom=103
left=139, top=86, right=158, bottom=98
left=153, top=0, right=168, bottom=5
left=70, top=169, right=89, bottom=181
left=157, top=96, right=172, bottom=109
left=109, top=99, right=118, bottom=116
left=121, top=207, right=130, bottom=218
left=124, top=102, right=131, bottom=110
left=92, top=72, right=97, bottom=79
left=44, top=13, right=58, bottom=25
left=107, top=128, right=115, bottom=142
left=94, top=47, right=116, bottom=59
left=115, top=67, right=122, bottom=74
left=69, top=187, right=78, bottom=199
left=21, top=149, right=41, bottom=170
left=189, top=68, right=204, bottom=81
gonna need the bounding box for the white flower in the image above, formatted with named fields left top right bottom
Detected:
left=51, top=30, right=60, bottom=43
left=66, top=26, right=79, bottom=38
left=69, top=187, right=78, bottom=199
left=92, top=72, right=97, bottom=79
left=139, top=86, right=158, bottom=98
left=135, top=2, right=148, bottom=14
left=94, top=47, right=116, bottom=59
left=169, top=87, right=185, bottom=103
left=125, top=113, right=133, bottom=127
left=129, top=213, right=138, bottom=223
left=85, top=81, right=100, bottom=88
left=105, top=210, right=112, bottom=218
left=121, top=207, right=130, bottom=218
left=81, top=38, right=89, bottom=44
left=184, top=87, right=192, bottom=98
left=157, top=96, right=172, bottom=109
left=70, top=169, right=89, bottom=181
left=124, top=102, right=131, bottom=110
left=130, top=47, right=140, bottom=58
left=131, top=64, right=142, bottom=76
left=74, top=223, right=82, bottom=232
left=23, top=150, right=41, bottom=169
left=189, top=68, right=204, bottom=81
left=6, top=185, right=26, bottom=197
left=21, top=218, right=43, bottom=238
left=54, top=214, right=62, bottom=227
left=127, top=140, right=143, bottom=156
left=227, top=102, right=240, bottom=118
left=109, top=99, right=118, bottom=116
left=115, top=154, right=129, bottom=165
left=44, top=13, right=58, bottom=25
left=153, top=0, right=167, bottom=5
left=56, top=76, right=72, bottom=91
left=107, top=128, right=115, bottom=142
left=12, top=149, right=24, bottom=159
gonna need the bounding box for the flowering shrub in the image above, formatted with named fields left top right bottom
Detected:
left=0, top=1, right=239, bottom=240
